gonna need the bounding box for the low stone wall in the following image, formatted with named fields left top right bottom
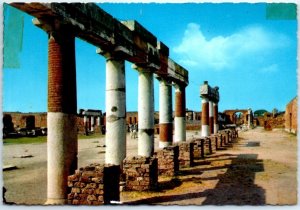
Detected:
left=67, top=164, right=120, bottom=205
left=155, top=145, right=179, bottom=177
left=123, top=156, right=158, bottom=191
left=177, top=141, right=194, bottom=168
left=192, top=139, right=204, bottom=159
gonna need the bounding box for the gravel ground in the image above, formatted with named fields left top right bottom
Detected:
left=1, top=127, right=297, bottom=206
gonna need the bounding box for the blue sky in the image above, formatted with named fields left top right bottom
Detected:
left=2, top=3, right=298, bottom=113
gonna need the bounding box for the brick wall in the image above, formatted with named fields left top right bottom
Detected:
left=155, top=145, right=179, bottom=176
left=123, top=156, right=158, bottom=191
left=285, top=97, right=297, bottom=134
left=67, top=164, right=120, bottom=205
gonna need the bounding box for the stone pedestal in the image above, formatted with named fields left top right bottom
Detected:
left=212, top=134, right=222, bottom=150
left=67, top=164, right=120, bottom=205
left=208, top=136, right=217, bottom=153
left=123, top=156, right=158, bottom=191
left=192, top=139, right=205, bottom=159
left=204, top=137, right=212, bottom=155
left=177, top=142, right=194, bottom=168
left=155, top=146, right=179, bottom=176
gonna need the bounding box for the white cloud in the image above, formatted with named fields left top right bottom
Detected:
left=173, top=23, right=290, bottom=71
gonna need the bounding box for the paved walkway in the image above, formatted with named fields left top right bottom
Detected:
left=2, top=127, right=297, bottom=205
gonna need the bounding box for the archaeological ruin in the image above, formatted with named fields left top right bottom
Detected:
left=3, top=2, right=297, bottom=206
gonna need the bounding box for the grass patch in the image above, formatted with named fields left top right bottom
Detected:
left=78, top=133, right=104, bottom=140
left=3, top=136, right=47, bottom=145
left=3, top=133, right=105, bottom=145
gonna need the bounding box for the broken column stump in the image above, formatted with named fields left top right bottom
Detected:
left=67, top=164, right=120, bottom=205
left=155, top=145, right=179, bottom=177
left=208, top=136, right=217, bottom=153
left=212, top=134, right=222, bottom=150
left=177, top=141, right=195, bottom=168
left=123, top=156, right=158, bottom=191
left=192, top=139, right=205, bottom=159
left=203, top=137, right=212, bottom=155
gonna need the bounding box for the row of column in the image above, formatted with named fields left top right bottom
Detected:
left=201, top=93, right=219, bottom=137
left=45, top=28, right=187, bottom=203
left=158, top=80, right=186, bottom=148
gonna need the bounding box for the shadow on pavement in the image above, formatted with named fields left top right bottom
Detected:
left=124, top=153, right=265, bottom=205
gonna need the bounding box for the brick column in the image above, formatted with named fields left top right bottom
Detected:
left=158, top=78, right=173, bottom=148
left=135, top=66, right=154, bottom=157
left=174, top=84, right=186, bottom=143
left=209, top=101, right=214, bottom=134
left=213, top=102, right=219, bottom=134
left=104, top=54, right=126, bottom=165
left=46, top=30, right=77, bottom=204
left=201, top=97, right=209, bottom=137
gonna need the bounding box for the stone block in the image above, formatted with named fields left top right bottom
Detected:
left=123, top=156, right=158, bottom=191
left=155, top=145, right=179, bottom=176
left=67, top=163, right=120, bottom=205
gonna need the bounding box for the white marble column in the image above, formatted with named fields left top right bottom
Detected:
left=105, top=56, right=126, bottom=165
left=137, top=68, right=154, bottom=157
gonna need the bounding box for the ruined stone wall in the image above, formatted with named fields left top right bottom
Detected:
left=4, top=112, right=47, bottom=129
left=67, top=164, right=120, bottom=205
left=285, top=97, right=297, bottom=134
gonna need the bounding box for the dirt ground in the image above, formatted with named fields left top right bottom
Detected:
left=1, top=127, right=298, bottom=205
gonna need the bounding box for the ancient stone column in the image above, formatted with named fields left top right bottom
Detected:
left=136, top=67, right=154, bottom=157
left=213, top=102, right=219, bottom=134
left=248, top=108, right=252, bottom=128
left=209, top=101, right=214, bottom=134
left=104, top=55, right=126, bottom=165
left=97, top=116, right=101, bottom=126
left=174, top=85, right=186, bottom=143
left=90, top=116, right=95, bottom=132
left=201, top=97, right=210, bottom=137
left=83, top=115, right=87, bottom=127
left=158, top=78, right=173, bottom=148
left=46, top=30, right=77, bottom=204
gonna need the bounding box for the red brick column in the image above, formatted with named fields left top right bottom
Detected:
left=209, top=101, right=214, bottom=134
left=213, top=102, right=219, bottom=134
left=46, top=30, right=78, bottom=205
left=159, top=79, right=173, bottom=148
left=174, top=85, right=186, bottom=142
left=201, top=97, right=209, bottom=137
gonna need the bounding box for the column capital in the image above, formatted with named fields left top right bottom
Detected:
left=33, top=18, right=74, bottom=38
left=132, top=64, right=155, bottom=73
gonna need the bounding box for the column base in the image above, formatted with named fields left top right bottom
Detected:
left=159, top=141, right=172, bottom=149
left=45, top=198, right=67, bottom=205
